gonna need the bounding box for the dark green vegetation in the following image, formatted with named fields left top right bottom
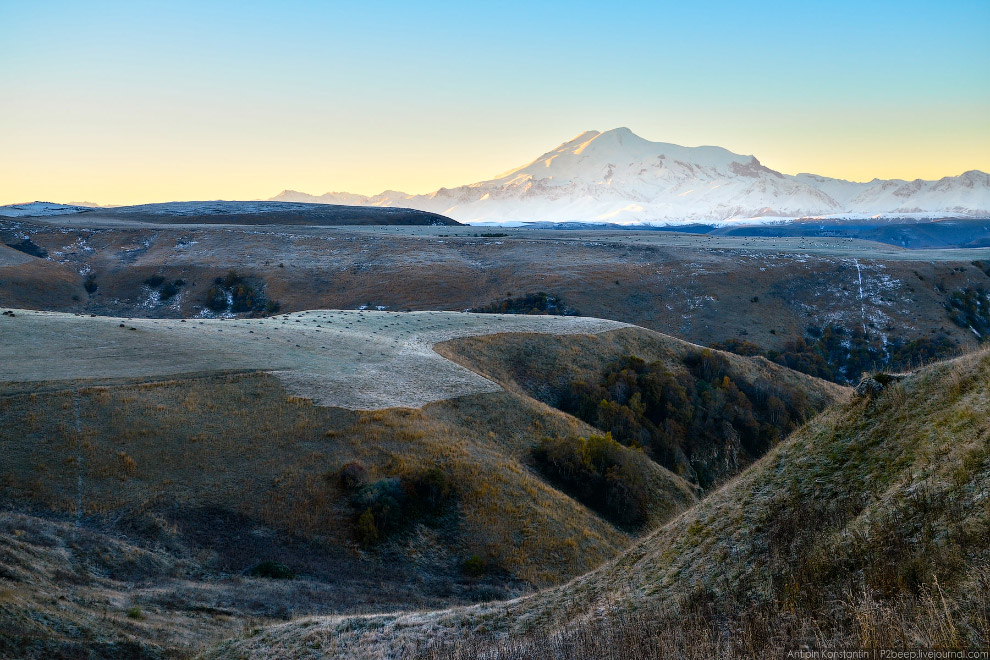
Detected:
left=4, top=238, right=47, bottom=258
left=947, top=287, right=990, bottom=339
left=473, top=292, right=579, bottom=316
left=343, top=464, right=455, bottom=547
left=204, top=270, right=278, bottom=315
left=438, top=331, right=843, bottom=491
left=145, top=274, right=185, bottom=300
left=714, top=324, right=961, bottom=384
left=531, top=434, right=652, bottom=528
left=558, top=352, right=813, bottom=487
left=246, top=561, right=296, bottom=580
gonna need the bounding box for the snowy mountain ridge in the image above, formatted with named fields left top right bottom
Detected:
left=272, top=128, right=990, bottom=225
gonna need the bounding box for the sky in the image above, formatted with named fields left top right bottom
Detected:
left=1, top=0, right=988, bottom=206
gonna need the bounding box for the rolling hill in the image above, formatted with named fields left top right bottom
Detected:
left=0, top=309, right=844, bottom=658
left=207, top=346, right=990, bottom=659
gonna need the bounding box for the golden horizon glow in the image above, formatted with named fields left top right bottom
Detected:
left=3, top=113, right=989, bottom=207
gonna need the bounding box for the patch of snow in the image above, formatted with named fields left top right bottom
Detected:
left=0, top=202, right=92, bottom=218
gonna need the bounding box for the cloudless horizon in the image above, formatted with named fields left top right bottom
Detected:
left=2, top=0, right=988, bottom=206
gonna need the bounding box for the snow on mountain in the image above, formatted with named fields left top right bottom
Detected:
left=0, top=200, right=335, bottom=218
left=107, top=200, right=324, bottom=215
left=274, top=128, right=990, bottom=225
left=0, top=202, right=96, bottom=218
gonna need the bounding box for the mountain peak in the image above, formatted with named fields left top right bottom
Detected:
left=600, top=126, right=636, bottom=138
left=268, top=129, right=990, bottom=224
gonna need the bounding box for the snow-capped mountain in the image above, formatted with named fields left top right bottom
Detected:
left=273, top=128, right=990, bottom=225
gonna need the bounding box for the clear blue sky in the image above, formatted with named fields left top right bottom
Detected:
left=1, top=0, right=988, bottom=204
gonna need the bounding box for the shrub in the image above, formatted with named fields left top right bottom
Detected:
left=713, top=325, right=960, bottom=384
left=947, top=287, right=990, bottom=339
left=83, top=275, right=98, bottom=294
left=473, top=292, right=579, bottom=316
left=559, top=353, right=813, bottom=488
left=205, top=286, right=228, bottom=312
left=355, top=509, right=378, bottom=547
left=402, top=466, right=453, bottom=516
left=203, top=270, right=277, bottom=316
left=462, top=554, right=487, bottom=577
left=144, top=274, right=165, bottom=287
left=245, top=560, right=296, bottom=580
left=126, top=606, right=145, bottom=620
left=532, top=434, right=651, bottom=528
left=159, top=282, right=180, bottom=300
left=339, top=461, right=368, bottom=490
left=350, top=465, right=455, bottom=546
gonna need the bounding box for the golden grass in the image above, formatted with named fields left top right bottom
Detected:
left=209, top=348, right=990, bottom=659
left=0, top=368, right=648, bottom=588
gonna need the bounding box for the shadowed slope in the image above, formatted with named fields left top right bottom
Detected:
left=208, top=348, right=990, bottom=658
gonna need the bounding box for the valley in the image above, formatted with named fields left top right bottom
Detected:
left=0, top=306, right=843, bottom=658
left=1, top=208, right=987, bottom=659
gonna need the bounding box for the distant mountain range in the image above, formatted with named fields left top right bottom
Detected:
left=0, top=200, right=457, bottom=226
left=273, top=127, right=990, bottom=225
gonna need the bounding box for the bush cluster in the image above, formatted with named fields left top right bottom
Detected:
left=560, top=352, right=811, bottom=487
left=204, top=270, right=279, bottom=316
left=473, top=292, right=579, bottom=316
left=144, top=275, right=185, bottom=301
left=713, top=325, right=959, bottom=384
left=340, top=463, right=455, bottom=547
left=947, top=287, right=990, bottom=339
left=531, top=434, right=651, bottom=528
left=245, top=560, right=295, bottom=580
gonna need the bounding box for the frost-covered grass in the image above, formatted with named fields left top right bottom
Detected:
left=0, top=309, right=625, bottom=410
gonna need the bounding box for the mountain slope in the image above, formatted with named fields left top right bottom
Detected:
left=0, top=200, right=460, bottom=226
left=273, top=128, right=990, bottom=224
left=210, top=348, right=990, bottom=658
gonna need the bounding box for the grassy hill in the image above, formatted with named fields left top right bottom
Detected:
left=0, top=310, right=845, bottom=658
left=208, top=347, right=990, bottom=659
left=437, top=329, right=846, bottom=488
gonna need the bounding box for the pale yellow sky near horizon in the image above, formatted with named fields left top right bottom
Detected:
left=3, top=1, right=988, bottom=207
left=2, top=118, right=988, bottom=208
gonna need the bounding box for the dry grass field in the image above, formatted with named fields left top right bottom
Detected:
left=2, top=215, right=986, bottom=658
left=208, top=347, right=990, bottom=659
left=0, top=307, right=846, bottom=658
left=3, top=217, right=989, bottom=358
